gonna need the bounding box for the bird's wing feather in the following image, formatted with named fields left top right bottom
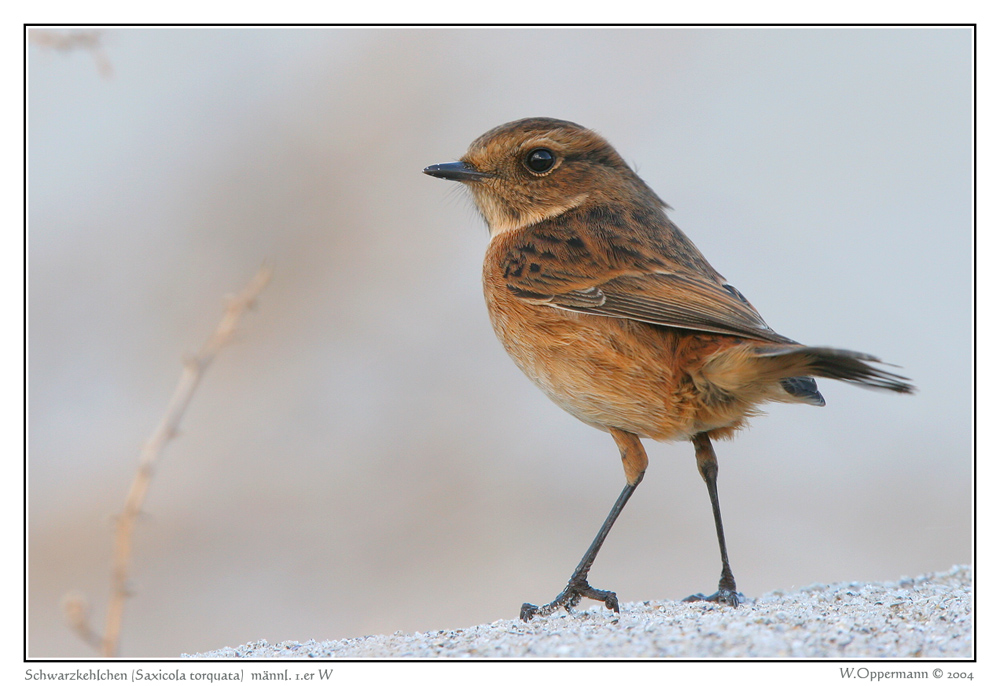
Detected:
left=499, top=213, right=793, bottom=344
left=550, top=273, right=792, bottom=343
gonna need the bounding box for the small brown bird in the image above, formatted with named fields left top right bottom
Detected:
left=424, top=117, right=914, bottom=621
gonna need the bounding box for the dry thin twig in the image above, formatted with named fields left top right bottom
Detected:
left=61, top=592, right=101, bottom=652
left=65, top=265, right=273, bottom=657
left=29, top=29, right=114, bottom=78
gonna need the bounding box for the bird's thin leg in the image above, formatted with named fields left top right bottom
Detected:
left=684, top=432, right=745, bottom=607
left=520, top=429, right=647, bottom=621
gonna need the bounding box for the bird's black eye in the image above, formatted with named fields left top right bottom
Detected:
left=525, top=148, right=556, bottom=174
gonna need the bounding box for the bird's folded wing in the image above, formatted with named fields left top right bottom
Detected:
left=497, top=212, right=794, bottom=343
left=511, top=271, right=794, bottom=344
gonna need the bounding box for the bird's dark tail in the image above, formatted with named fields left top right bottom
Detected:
left=699, top=344, right=915, bottom=408
left=754, top=346, right=916, bottom=394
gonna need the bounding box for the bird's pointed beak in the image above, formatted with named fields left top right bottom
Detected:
left=423, top=161, right=493, bottom=182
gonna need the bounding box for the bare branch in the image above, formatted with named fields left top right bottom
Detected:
left=29, top=29, right=114, bottom=78
left=63, top=264, right=273, bottom=656
left=62, top=592, right=102, bottom=652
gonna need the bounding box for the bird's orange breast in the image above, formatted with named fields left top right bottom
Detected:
left=482, top=230, right=756, bottom=442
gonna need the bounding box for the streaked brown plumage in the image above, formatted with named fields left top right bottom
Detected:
left=424, top=117, right=914, bottom=620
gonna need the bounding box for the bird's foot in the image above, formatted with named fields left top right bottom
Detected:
left=683, top=588, right=747, bottom=608
left=520, top=576, right=620, bottom=621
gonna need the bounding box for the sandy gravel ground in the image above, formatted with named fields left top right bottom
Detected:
left=189, top=565, right=971, bottom=658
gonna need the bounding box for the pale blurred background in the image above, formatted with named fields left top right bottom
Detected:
left=28, top=27, right=971, bottom=658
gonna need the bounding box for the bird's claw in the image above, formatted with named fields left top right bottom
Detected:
left=520, top=578, right=620, bottom=621
left=682, top=588, right=747, bottom=608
